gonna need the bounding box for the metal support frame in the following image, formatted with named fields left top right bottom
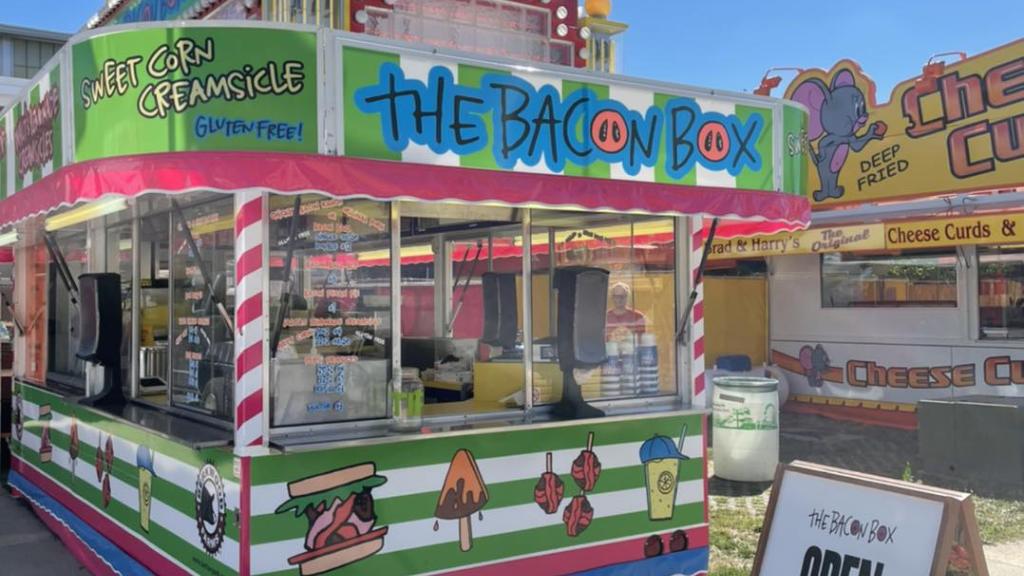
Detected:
left=389, top=202, right=402, bottom=422
left=522, top=210, right=534, bottom=418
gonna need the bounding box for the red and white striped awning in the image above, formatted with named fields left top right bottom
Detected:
left=0, top=151, right=809, bottom=239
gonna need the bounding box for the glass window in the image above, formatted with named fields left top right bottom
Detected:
left=821, top=251, right=958, bottom=308
left=138, top=209, right=171, bottom=402
left=105, top=223, right=133, bottom=394
left=169, top=196, right=235, bottom=419
left=268, top=195, right=392, bottom=427
left=530, top=212, right=677, bottom=406
left=11, top=39, right=59, bottom=79
left=24, top=243, right=48, bottom=384
left=979, top=245, right=1024, bottom=339
left=47, top=226, right=89, bottom=387
left=400, top=203, right=524, bottom=417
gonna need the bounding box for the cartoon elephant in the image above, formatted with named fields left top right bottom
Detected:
left=798, top=344, right=831, bottom=388
left=790, top=69, right=886, bottom=202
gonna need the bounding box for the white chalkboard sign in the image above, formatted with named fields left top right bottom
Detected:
left=753, top=461, right=988, bottom=576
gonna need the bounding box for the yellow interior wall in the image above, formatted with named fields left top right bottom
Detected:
left=704, top=276, right=768, bottom=368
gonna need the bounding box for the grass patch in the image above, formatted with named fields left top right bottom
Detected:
left=709, top=495, right=767, bottom=574
left=973, top=496, right=1024, bottom=545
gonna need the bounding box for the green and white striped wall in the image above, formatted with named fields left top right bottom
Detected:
left=11, top=383, right=239, bottom=576
left=249, top=412, right=706, bottom=575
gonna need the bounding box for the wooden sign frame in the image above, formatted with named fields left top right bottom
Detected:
left=752, top=461, right=988, bottom=576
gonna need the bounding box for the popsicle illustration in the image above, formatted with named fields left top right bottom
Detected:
left=639, top=424, right=690, bottom=521
left=137, top=446, right=156, bottom=532
left=570, top=432, right=601, bottom=492
left=69, top=417, right=80, bottom=480
left=434, top=449, right=489, bottom=552
left=38, top=405, right=53, bottom=463
left=533, top=452, right=564, bottom=514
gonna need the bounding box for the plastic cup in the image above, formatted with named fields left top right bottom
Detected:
left=139, top=468, right=152, bottom=531
left=644, top=459, right=679, bottom=520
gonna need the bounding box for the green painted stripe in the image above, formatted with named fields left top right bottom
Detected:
left=735, top=105, right=773, bottom=191
left=13, top=445, right=238, bottom=576
left=18, top=383, right=234, bottom=478
left=343, top=47, right=401, bottom=161
left=457, top=63, right=507, bottom=171
left=257, top=503, right=704, bottom=576
left=654, top=93, right=697, bottom=186
left=1, top=116, right=6, bottom=200
left=783, top=104, right=807, bottom=195
left=252, top=413, right=702, bottom=484
left=20, top=419, right=239, bottom=541
left=562, top=81, right=611, bottom=179
left=250, top=458, right=703, bottom=544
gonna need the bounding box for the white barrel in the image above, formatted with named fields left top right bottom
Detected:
left=712, top=376, right=779, bottom=482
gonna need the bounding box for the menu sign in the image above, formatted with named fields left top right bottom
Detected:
left=753, top=462, right=988, bottom=576
left=270, top=197, right=390, bottom=426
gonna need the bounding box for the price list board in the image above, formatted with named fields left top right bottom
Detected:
left=169, top=199, right=235, bottom=419
left=269, top=196, right=390, bottom=427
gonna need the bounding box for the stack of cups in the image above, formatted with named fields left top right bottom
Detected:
left=637, top=333, right=660, bottom=395
left=619, top=337, right=637, bottom=397
left=601, top=341, right=622, bottom=397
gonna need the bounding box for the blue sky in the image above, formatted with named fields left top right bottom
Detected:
left=3, top=0, right=1021, bottom=100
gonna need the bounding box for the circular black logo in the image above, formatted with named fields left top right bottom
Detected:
left=194, top=463, right=226, bottom=555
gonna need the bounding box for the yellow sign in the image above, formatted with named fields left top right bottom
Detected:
left=885, top=212, right=1024, bottom=250
left=785, top=39, right=1024, bottom=208
left=710, top=224, right=885, bottom=259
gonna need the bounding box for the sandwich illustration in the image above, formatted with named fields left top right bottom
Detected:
left=275, top=463, right=388, bottom=575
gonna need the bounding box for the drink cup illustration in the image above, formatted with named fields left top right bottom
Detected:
left=639, top=424, right=689, bottom=521
left=137, top=446, right=155, bottom=531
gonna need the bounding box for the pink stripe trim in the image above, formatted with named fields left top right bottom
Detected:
left=246, top=436, right=264, bottom=447
left=439, top=527, right=709, bottom=576
left=694, top=372, right=706, bottom=396
left=236, top=389, right=263, bottom=425
left=235, top=294, right=263, bottom=334
left=235, top=341, right=262, bottom=381
left=13, top=456, right=191, bottom=576
left=0, top=152, right=809, bottom=232
left=692, top=301, right=704, bottom=323
left=236, top=245, right=262, bottom=284
left=235, top=196, right=262, bottom=236
left=693, top=336, right=705, bottom=358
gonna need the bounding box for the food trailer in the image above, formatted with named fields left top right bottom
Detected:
left=1, top=21, right=808, bottom=576
left=704, top=39, right=1024, bottom=427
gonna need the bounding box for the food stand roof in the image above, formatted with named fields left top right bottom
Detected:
left=0, top=22, right=810, bottom=236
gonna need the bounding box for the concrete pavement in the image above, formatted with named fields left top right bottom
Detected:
left=0, top=485, right=87, bottom=575
left=985, top=540, right=1024, bottom=576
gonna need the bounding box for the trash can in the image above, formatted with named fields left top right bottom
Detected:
left=712, top=376, right=779, bottom=482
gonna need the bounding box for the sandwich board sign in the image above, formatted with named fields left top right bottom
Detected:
left=753, top=461, right=988, bottom=576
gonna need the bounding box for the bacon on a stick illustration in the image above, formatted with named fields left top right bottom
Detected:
left=533, top=452, right=564, bottom=514
left=562, top=493, right=594, bottom=537
left=571, top=432, right=601, bottom=492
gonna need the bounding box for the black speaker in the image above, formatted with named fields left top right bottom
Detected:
left=77, top=273, right=122, bottom=366
left=481, top=272, right=517, bottom=350
left=553, top=267, right=609, bottom=421
left=77, top=273, right=126, bottom=408
left=555, top=267, right=609, bottom=370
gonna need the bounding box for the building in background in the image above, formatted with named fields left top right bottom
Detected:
left=579, top=0, right=627, bottom=73
left=0, top=24, right=69, bottom=110
left=87, top=0, right=606, bottom=70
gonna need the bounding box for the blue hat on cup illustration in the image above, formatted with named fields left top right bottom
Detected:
left=639, top=429, right=689, bottom=463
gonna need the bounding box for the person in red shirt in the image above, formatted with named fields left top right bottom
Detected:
left=606, top=282, right=646, bottom=345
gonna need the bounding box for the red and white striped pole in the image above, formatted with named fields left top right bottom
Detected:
left=234, top=190, right=266, bottom=454
left=689, top=216, right=707, bottom=409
